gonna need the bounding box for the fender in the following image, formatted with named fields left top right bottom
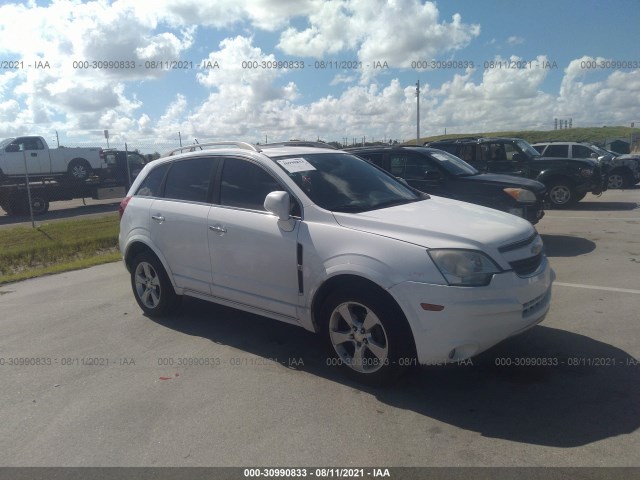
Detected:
left=122, top=232, right=182, bottom=293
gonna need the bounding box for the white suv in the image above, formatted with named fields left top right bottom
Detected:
left=119, top=141, right=554, bottom=384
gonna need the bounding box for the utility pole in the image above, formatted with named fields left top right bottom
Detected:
left=416, top=80, right=420, bottom=145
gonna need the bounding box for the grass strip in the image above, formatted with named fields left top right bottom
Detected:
left=0, top=214, right=121, bottom=285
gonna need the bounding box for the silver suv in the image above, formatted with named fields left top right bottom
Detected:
left=532, top=142, right=640, bottom=189
left=119, top=141, right=553, bottom=385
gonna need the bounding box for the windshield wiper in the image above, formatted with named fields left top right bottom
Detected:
left=330, top=204, right=368, bottom=213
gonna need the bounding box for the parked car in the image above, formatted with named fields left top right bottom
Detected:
left=347, top=145, right=546, bottom=224
left=119, top=141, right=554, bottom=385
left=532, top=141, right=640, bottom=189
left=0, top=136, right=105, bottom=183
left=426, top=137, right=608, bottom=207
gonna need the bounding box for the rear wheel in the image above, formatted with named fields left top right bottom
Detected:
left=547, top=180, right=576, bottom=208
left=67, top=159, right=92, bottom=182
left=320, top=287, right=415, bottom=386
left=130, top=252, right=181, bottom=317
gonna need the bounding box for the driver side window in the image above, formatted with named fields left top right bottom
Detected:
left=219, top=158, right=301, bottom=216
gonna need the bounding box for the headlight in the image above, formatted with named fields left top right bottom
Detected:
left=504, top=188, right=536, bottom=203
left=580, top=168, right=594, bottom=177
left=428, top=249, right=501, bottom=286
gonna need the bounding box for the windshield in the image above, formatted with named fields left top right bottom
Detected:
left=516, top=140, right=541, bottom=157
left=0, top=138, right=16, bottom=149
left=429, top=149, right=479, bottom=176
left=591, top=145, right=611, bottom=156
left=273, top=152, right=422, bottom=212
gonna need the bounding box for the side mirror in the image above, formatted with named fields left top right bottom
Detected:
left=512, top=153, right=524, bottom=162
left=265, top=191, right=296, bottom=232
left=590, top=153, right=598, bottom=159
left=264, top=191, right=291, bottom=221
left=5, top=144, right=19, bottom=153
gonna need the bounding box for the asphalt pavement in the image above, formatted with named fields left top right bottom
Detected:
left=0, top=187, right=638, bottom=467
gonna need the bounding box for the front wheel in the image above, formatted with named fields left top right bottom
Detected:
left=547, top=181, right=576, bottom=208
left=320, top=288, right=415, bottom=386
left=130, top=253, right=181, bottom=317
left=607, top=170, right=632, bottom=189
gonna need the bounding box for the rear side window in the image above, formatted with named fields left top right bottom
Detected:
left=164, top=157, right=218, bottom=203
left=544, top=145, right=569, bottom=157
left=136, top=163, right=169, bottom=197
left=220, top=159, right=283, bottom=211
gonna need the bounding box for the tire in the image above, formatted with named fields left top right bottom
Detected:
left=573, top=191, right=587, bottom=202
left=130, top=252, right=181, bottom=317
left=29, top=196, right=49, bottom=215
left=67, top=159, right=92, bottom=182
left=320, top=287, right=415, bottom=386
left=547, top=180, right=576, bottom=208
left=607, top=170, right=632, bottom=189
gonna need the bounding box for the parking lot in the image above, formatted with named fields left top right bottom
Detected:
left=0, top=187, right=638, bottom=468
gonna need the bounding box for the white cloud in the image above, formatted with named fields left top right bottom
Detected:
left=507, top=36, right=524, bottom=45
left=277, top=0, right=480, bottom=68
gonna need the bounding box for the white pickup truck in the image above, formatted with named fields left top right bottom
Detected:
left=0, top=136, right=106, bottom=183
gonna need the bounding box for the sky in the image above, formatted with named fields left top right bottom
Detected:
left=0, top=0, right=639, bottom=149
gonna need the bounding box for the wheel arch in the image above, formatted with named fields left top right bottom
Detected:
left=123, top=239, right=179, bottom=291
left=536, top=172, right=576, bottom=187
left=310, top=274, right=416, bottom=355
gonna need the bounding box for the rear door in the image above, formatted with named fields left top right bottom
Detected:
left=208, top=157, right=300, bottom=319
left=149, top=156, right=218, bottom=294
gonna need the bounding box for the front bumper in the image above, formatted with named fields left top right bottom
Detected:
left=389, top=258, right=555, bottom=365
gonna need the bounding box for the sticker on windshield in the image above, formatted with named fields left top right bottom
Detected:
left=277, top=158, right=317, bottom=173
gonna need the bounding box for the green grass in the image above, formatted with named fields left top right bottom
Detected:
left=418, top=126, right=640, bottom=146
left=0, top=214, right=121, bottom=285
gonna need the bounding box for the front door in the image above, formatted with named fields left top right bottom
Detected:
left=208, top=157, right=300, bottom=319
left=482, top=141, right=527, bottom=176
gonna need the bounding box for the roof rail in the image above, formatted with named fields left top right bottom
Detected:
left=162, top=141, right=262, bottom=157
left=260, top=141, right=337, bottom=149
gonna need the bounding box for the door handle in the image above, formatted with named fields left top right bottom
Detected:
left=151, top=215, right=165, bottom=223
left=209, top=225, right=227, bottom=234
left=30, top=153, right=37, bottom=157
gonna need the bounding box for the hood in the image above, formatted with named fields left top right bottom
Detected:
left=332, top=196, right=535, bottom=251
left=462, top=173, right=546, bottom=194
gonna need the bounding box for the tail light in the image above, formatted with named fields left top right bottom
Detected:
left=119, top=196, right=132, bottom=220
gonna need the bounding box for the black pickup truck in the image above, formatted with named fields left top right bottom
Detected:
left=426, top=137, right=608, bottom=207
